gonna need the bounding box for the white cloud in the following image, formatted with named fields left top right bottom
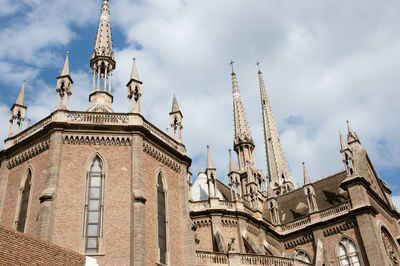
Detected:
left=1, top=0, right=399, bottom=190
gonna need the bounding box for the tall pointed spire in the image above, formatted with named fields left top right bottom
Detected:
left=257, top=63, right=293, bottom=191
left=303, top=162, right=311, bottom=185
left=89, top=0, right=116, bottom=112
left=93, top=0, right=114, bottom=60
left=15, top=80, right=26, bottom=107
left=206, top=145, right=215, bottom=169
left=230, top=60, right=255, bottom=170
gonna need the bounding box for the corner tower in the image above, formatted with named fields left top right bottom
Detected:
left=89, top=0, right=116, bottom=112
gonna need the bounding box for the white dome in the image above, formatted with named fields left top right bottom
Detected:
left=190, top=171, right=225, bottom=201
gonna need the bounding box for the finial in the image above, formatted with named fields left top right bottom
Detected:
left=229, top=149, right=232, bottom=155
left=256, top=61, right=262, bottom=73
left=229, top=60, right=235, bottom=74
left=207, top=144, right=210, bottom=150
left=66, top=50, right=69, bottom=56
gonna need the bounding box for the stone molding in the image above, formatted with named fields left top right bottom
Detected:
left=193, top=219, right=212, bottom=228
left=7, top=139, right=50, bottom=169
left=142, top=141, right=181, bottom=173
left=284, top=234, right=314, bottom=249
left=247, top=223, right=259, bottom=237
left=323, top=220, right=356, bottom=237
left=221, top=219, right=238, bottom=227
left=63, top=134, right=132, bottom=146
left=265, top=235, right=280, bottom=250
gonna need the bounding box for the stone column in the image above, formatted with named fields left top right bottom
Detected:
left=0, top=159, right=9, bottom=219
left=37, top=130, right=63, bottom=242
left=130, top=135, right=146, bottom=266
left=180, top=167, right=196, bottom=266
left=355, top=213, right=389, bottom=265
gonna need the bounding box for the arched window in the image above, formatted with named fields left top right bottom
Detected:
left=16, top=169, right=32, bottom=232
left=157, top=174, right=167, bottom=264
left=297, top=250, right=312, bottom=264
left=337, top=237, right=360, bottom=266
left=381, top=228, right=399, bottom=265
left=84, top=158, right=104, bottom=254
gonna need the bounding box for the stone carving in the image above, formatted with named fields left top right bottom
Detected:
left=7, top=139, right=50, bottom=169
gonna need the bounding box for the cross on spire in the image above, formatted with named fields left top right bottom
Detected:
left=256, top=61, right=262, bottom=73
left=229, top=60, right=235, bottom=74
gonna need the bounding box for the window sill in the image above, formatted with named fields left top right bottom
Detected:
left=83, top=253, right=106, bottom=257
left=156, top=263, right=166, bottom=266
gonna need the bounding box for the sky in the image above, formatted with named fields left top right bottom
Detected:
left=0, top=0, right=399, bottom=206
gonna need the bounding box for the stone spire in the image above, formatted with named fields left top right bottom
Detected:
left=303, top=162, right=311, bottom=185
left=171, top=94, right=180, bottom=113
left=9, top=81, right=27, bottom=137
left=339, top=131, right=348, bottom=151
left=93, top=0, right=114, bottom=60
left=15, top=80, right=26, bottom=107
left=206, top=145, right=217, bottom=198
left=229, top=149, right=239, bottom=173
left=60, top=51, right=70, bottom=77
left=257, top=64, right=293, bottom=191
left=169, top=94, right=183, bottom=142
left=127, top=58, right=143, bottom=113
left=346, top=120, right=360, bottom=144
left=206, top=145, right=215, bottom=170
left=230, top=60, right=255, bottom=170
left=56, top=51, right=73, bottom=110
left=89, top=0, right=116, bottom=112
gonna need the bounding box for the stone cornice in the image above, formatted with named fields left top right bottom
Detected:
left=63, top=134, right=132, bottom=146
left=7, top=139, right=50, bottom=169
left=142, top=141, right=182, bottom=173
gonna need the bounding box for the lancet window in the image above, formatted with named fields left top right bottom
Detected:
left=16, top=169, right=32, bottom=232
left=157, top=173, right=167, bottom=264
left=381, top=228, right=399, bottom=265
left=337, top=237, right=360, bottom=266
left=84, top=157, right=105, bottom=254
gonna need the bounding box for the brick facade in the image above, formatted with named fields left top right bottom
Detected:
left=0, top=225, right=85, bottom=265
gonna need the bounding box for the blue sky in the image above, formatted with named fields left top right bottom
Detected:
left=1, top=0, right=399, bottom=205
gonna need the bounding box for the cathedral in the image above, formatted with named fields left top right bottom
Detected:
left=0, top=1, right=399, bottom=265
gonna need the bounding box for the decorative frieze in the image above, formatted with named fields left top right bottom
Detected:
left=247, top=224, right=259, bottom=237
left=284, top=234, right=314, bottom=249
left=323, top=220, right=355, bottom=237
left=193, top=219, right=212, bottom=228
left=265, top=235, right=280, bottom=249
left=7, top=139, right=50, bottom=169
left=63, top=135, right=131, bottom=146
left=221, top=219, right=238, bottom=227
left=142, top=141, right=181, bottom=173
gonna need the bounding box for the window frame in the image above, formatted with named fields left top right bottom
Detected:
left=336, top=236, right=361, bottom=266
left=14, top=167, right=34, bottom=233
left=155, top=171, right=170, bottom=266
left=82, top=155, right=106, bottom=255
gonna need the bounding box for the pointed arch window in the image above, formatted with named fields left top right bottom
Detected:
left=84, top=158, right=105, bottom=254
left=157, top=173, right=167, bottom=264
left=337, top=237, right=360, bottom=266
left=381, top=228, right=399, bottom=265
left=16, top=169, right=32, bottom=232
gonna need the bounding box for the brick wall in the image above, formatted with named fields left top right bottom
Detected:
left=0, top=225, right=85, bottom=265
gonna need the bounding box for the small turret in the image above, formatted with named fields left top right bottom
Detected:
left=56, top=51, right=73, bottom=110
left=127, top=58, right=143, bottom=113
left=302, top=162, right=318, bottom=213
left=206, top=145, right=217, bottom=198
left=228, top=149, right=241, bottom=200
left=169, top=95, right=183, bottom=142
left=9, top=81, right=27, bottom=137
left=346, top=120, right=362, bottom=151
left=340, top=131, right=356, bottom=176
